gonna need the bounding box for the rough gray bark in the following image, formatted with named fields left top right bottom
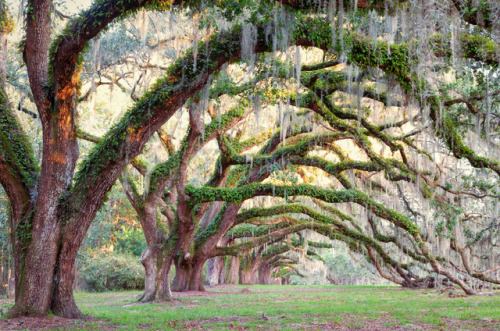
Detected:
left=206, top=257, right=225, bottom=286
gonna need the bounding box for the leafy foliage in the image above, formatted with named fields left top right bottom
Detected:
left=79, top=252, right=144, bottom=292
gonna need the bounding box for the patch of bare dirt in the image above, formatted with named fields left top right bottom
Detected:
left=0, top=315, right=114, bottom=330
left=170, top=286, right=259, bottom=298
left=172, top=290, right=237, bottom=298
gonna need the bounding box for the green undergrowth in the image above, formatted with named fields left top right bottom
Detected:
left=62, top=285, right=500, bottom=330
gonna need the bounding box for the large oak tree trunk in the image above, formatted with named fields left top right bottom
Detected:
left=133, top=207, right=167, bottom=302
left=188, top=260, right=205, bottom=291
left=51, top=240, right=81, bottom=318
left=50, top=213, right=103, bottom=318
left=205, top=238, right=227, bottom=287
left=9, top=0, right=80, bottom=314
left=172, top=256, right=205, bottom=292
left=10, top=231, right=61, bottom=317
left=152, top=248, right=173, bottom=301
left=239, top=262, right=260, bottom=285
left=225, top=256, right=240, bottom=284
left=206, top=257, right=225, bottom=286
left=139, top=246, right=158, bottom=302
left=258, top=263, right=274, bottom=285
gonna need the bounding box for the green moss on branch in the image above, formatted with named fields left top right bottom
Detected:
left=187, top=184, right=419, bottom=234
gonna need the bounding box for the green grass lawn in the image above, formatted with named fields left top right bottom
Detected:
left=75, top=285, right=499, bottom=330
left=1, top=285, right=499, bottom=330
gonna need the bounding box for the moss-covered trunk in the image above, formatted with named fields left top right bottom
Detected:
left=8, top=220, right=62, bottom=317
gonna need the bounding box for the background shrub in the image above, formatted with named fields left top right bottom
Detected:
left=79, top=253, right=144, bottom=292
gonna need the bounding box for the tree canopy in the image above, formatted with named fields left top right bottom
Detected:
left=0, top=0, right=498, bottom=318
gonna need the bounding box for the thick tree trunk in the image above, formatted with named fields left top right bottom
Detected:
left=9, top=236, right=61, bottom=317
left=50, top=222, right=96, bottom=319
left=258, top=263, right=273, bottom=285
left=188, top=260, right=205, bottom=291
left=206, top=241, right=227, bottom=287
left=50, top=243, right=81, bottom=318
left=225, top=256, right=240, bottom=284
left=206, top=257, right=225, bottom=286
left=172, top=257, right=205, bottom=292
left=139, top=246, right=158, bottom=302
left=239, top=262, right=260, bottom=285
left=239, top=269, right=258, bottom=285
left=133, top=208, right=166, bottom=302
left=171, top=259, right=184, bottom=291
left=7, top=198, right=65, bottom=318
left=13, top=0, right=79, bottom=313
left=152, top=249, right=173, bottom=301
